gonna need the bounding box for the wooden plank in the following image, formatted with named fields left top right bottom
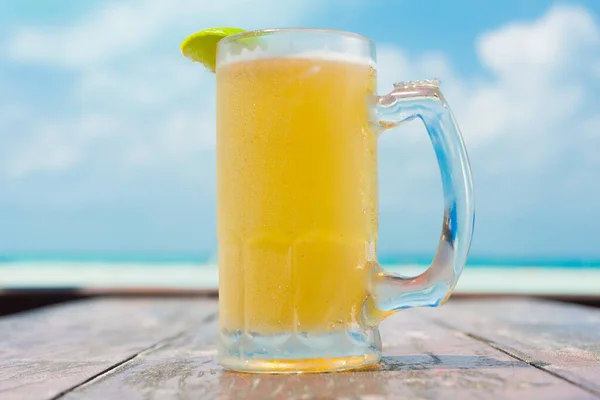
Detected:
left=419, top=298, right=600, bottom=396
left=0, top=298, right=217, bottom=400
left=62, top=300, right=594, bottom=400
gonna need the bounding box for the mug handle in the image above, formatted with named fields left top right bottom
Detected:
left=365, top=79, right=475, bottom=325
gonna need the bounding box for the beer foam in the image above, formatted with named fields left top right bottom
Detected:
left=217, top=47, right=375, bottom=68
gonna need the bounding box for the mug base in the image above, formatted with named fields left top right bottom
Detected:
left=218, top=327, right=382, bottom=373
left=219, top=353, right=381, bottom=373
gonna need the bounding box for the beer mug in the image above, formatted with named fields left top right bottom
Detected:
left=216, top=28, right=474, bottom=373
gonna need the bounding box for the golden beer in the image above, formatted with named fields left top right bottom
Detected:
left=217, top=55, right=378, bottom=334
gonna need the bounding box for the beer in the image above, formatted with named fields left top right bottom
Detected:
left=217, top=54, right=378, bottom=334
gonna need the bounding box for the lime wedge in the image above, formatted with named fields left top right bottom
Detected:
left=180, top=27, right=246, bottom=72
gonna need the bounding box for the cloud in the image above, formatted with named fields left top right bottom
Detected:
left=382, top=5, right=599, bottom=170
left=5, top=0, right=329, bottom=68
left=466, top=5, right=600, bottom=194
left=477, top=5, right=600, bottom=80
left=371, top=5, right=600, bottom=254
left=1, top=0, right=345, bottom=179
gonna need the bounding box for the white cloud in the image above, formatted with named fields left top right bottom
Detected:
left=2, top=114, right=122, bottom=177
left=466, top=5, right=599, bottom=178
left=464, top=5, right=599, bottom=157
left=477, top=5, right=600, bottom=81
left=376, top=5, right=599, bottom=170
left=5, top=0, right=329, bottom=68
left=8, top=125, right=82, bottom=177
left=1, top=0, right=344, bottom=179
left=369, top=4, right=600, bottom=255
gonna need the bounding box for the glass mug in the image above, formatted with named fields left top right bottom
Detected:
left=216, top=29, right=474, bottom=373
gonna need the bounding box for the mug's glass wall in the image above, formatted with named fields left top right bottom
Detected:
left=216, top=30, right=382, bottom=372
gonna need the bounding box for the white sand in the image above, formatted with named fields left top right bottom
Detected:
left=1, top=263, right=599, bottom=295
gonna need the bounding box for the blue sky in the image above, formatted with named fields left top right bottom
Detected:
left=0, top=0, right=599, bottom=259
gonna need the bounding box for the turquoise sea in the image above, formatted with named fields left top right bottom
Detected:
left=1, top=252, right=600, bottom=268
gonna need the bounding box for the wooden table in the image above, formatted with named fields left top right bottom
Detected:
left=1, top=297, right=599, bottom=399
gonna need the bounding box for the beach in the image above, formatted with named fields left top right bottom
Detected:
left=2, top=261, right=599, bottom=296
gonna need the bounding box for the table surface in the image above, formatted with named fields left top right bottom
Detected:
left=1, top=297, right=599, bottom=400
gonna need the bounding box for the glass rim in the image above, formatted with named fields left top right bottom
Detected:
left=221, top=28, right=374, bottom=46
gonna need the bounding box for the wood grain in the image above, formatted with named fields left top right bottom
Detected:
left=62, top=300, right=596, bottom=400
left=420, top=298, right=600, bottom=396
left=0, top=298, right=217, bottom=400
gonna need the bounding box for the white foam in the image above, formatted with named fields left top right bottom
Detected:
left=217, top=47, right=375, bottom=69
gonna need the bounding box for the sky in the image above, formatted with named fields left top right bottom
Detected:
left=0, top=0, right=599, bottom=259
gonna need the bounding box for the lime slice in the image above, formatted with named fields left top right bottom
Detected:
left=180, top=27, right=246, bottom=72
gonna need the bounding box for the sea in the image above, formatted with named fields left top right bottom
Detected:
left=2, top=252, right=600, bottom=267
